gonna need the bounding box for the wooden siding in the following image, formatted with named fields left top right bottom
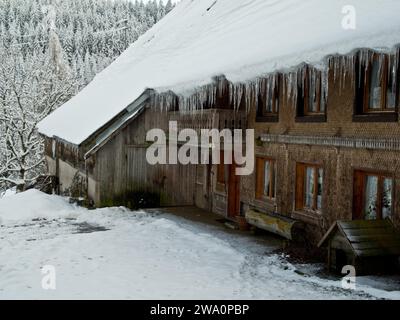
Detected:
left=92, top=108, right=197, bottom=208
left=320, top=220, right=400, bottom=257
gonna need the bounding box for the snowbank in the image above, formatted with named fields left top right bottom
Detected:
left=37, top=0, right=400, bottom=145
left=0, top=190, right=399, bottom=299
left=1, top=187, right=16, bottom=198
left=0, top=189, right=78, bottom=225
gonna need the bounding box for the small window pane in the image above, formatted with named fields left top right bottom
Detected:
left=264, top=161, right=271, bottom=197
left=368, top=59, right=382, bottom=110
left=305, top=167, right=315, bottom=208
left=364, top=175, right=378, bottom=220
left=387, top=89, right=396, bottom=109
left=387, top=63, right=396, bottom=109
left=382, top=178, right=393, bottom=219
left=263, top=160, right=275, bottom=199
left=317, top=168, right=323, bottom=210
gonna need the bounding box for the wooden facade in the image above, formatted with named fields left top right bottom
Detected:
left=43, top=48, right=400, bottom=246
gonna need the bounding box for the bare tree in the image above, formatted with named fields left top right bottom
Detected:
left=0, top=45, right=75, bottom=192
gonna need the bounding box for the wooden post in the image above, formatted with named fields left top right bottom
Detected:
left=327, top=240, right=331, bottom=272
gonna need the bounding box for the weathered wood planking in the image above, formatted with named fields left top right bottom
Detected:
left=320, top=219, right=400, bottom=258
left=341, top=227, right=396, bottom=237
left=339, top=220, right=391, bottom=229
left=347, top=234, right=400, bottom=242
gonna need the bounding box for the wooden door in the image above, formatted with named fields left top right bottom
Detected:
left=194, top=163, right=212, bottom=211
left=227, top=161, right=240, bottom=218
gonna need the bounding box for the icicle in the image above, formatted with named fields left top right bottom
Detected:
left=149, top=46, right=400, bottom=117
left=333, top=55, right=340, bottom=84
left=245, top=81, right=256, bottom=113
left=286, top=71, right=298, bottom=107
left=311, top=68, right=316, bottom=105
left=282, top=74, right=287, bottom=102
left=350, top=54, right=356, bottom=90
left=394, top=48, right=400, bottom=101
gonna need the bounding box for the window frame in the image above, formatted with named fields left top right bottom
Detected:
left=296, top=66, right=327, bottom=122
left=295, top=163, right=323, bottom=212
left=353, top=169, right=394, bottom=220
left=304, top=70, right=325, bottom=116
left=255, top=157, right=276, bottom=201
left=363, top=54, right=394, bottom=113
left=256, top=75, right=280, bottom=123
left=354, top=52, right=399, bottom=122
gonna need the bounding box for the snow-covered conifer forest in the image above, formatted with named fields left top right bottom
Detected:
left=0, top=0, right=173, bottom=193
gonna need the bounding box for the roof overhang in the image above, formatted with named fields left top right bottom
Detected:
left=84, top=90, right=151, bottom=159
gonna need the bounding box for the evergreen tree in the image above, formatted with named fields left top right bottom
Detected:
left=0, top=0, right=175, bottom=192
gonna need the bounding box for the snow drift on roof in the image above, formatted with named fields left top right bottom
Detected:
left=37, top=0, right=400, bottom=145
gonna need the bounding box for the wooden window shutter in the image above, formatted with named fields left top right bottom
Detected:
left=255, top=158, right=264, bottom=199
left=353, top=170, right=364, bottom=220
left=295, top=163, right=305, bottom=210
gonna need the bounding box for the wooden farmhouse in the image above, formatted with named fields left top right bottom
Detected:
left=38, top=0, right=400, bottom=249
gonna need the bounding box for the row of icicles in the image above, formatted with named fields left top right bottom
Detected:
left=150, top=47, right=400, bottom=113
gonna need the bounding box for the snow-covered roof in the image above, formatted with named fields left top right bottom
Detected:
left=37, top=0, right=400, bottom=145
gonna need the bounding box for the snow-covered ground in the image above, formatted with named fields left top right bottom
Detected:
left=0, top=190, right=400, bottom=300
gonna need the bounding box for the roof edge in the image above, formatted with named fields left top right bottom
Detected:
left=83, top=91, right=151, bottom=159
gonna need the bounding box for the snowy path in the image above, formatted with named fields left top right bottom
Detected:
left=0, top=190, right=400, bottom=300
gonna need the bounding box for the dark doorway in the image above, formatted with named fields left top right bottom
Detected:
left=335, top=249, right=347, bottom=272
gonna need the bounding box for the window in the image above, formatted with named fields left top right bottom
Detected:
left=296, top=66, right=327, bottom=122
left=295, top=163, right=323, bottom=211
left=256, top=75, right=280, bottom=122
left=353, top=170, right=393, bottom=220
left=255, top=157, right=276, bottom=200
left=305, top=70, right=326, bottom=115
left=366, top=55, right=397, bottom=112
left=354, top=51, right=399, bottom=121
